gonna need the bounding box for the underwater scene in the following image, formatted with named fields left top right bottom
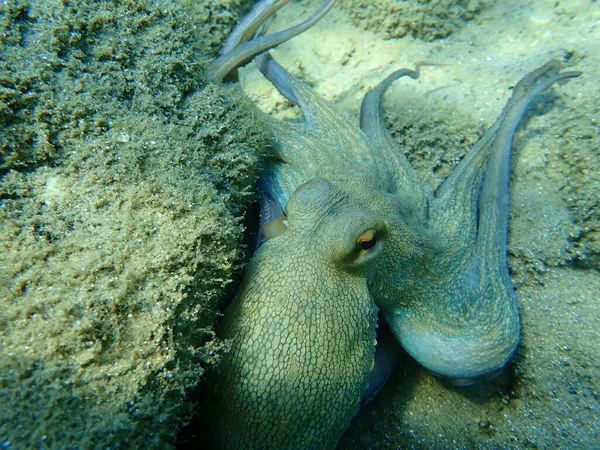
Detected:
left=1, top=0, right=598, bottom=448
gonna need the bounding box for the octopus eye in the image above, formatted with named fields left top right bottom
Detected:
left=357, top=229, right=379, bottom=254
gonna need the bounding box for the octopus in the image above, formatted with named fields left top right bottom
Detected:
left=202, top=0, right=581, bottom=448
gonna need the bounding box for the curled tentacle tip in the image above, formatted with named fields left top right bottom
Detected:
left=206, top=0, right=337, bottom=83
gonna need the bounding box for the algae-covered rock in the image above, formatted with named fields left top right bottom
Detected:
left=339, top=0, right=485, bottom=41
left=0, top=0, right=267, bottom=448
left=180, top=0, right=253, bottom=56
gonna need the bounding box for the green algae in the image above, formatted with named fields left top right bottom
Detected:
left=338, top=0, right=485, bottom=41
left=0, top=0, right=267, bottom=448
left=180, top=0, right=254, bottom=57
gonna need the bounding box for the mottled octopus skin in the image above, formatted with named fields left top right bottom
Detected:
left=206, top=1, right=580, bottom=447
left=209, top=179, right=380, bottom=449
left=260, top=63, right=579, bottom=380
left=208, top=62, right=578, bottom=448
